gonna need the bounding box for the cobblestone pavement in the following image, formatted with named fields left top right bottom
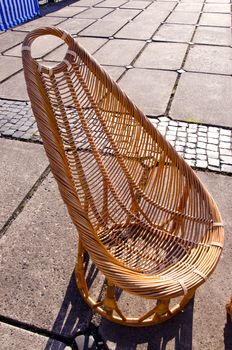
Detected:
left=0, top=98, right=232, bottom=174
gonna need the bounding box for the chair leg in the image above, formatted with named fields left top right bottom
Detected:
left=75, top=244, right=195, bottom=326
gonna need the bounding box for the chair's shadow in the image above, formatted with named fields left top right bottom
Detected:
left=99, top=298, right=195, bottom=350
left=224, top=313, right=232, bottom=350
left=44, top=270, right=93, bottom=350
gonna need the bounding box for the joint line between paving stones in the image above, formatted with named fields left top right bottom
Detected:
left=0, top=165, right=50, bottom=240
left=0, top=314, right=72, bottom=346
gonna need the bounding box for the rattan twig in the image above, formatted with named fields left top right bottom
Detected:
left=22, top=27, right=224, bottom=326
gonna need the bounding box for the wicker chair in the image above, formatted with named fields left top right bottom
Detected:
left=22, top=27, right=224, bottom=326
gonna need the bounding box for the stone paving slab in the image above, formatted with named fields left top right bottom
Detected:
left=74, top=7, right=114, bottom=19
left=46, top=6, right=88, bottom=18
left=95, top=0, right=128, bottom=8
left=98, top=171, right=232, bottom=350
left=166, top=11, right=200, bottom=24
left=115, top=20, right=159, bottom=40
left=0, top=56, right=22, bottom=83
left=44, top=37, right=108, bottom=62
left=0, top=323, right=70, bottom=350
left=193, top=26, right=231, bottom=46
left=175, top=2, right=203, bottom=11
left=170, top=72, right=232, bottom=127
left=0, top=138, right=47, bottom=228
left=0, top=31, right=27, bottom=54
left=153, top=23, right=195, bottom=43
left=184, top=45, right=232, bottom=75
left=57, top=18, right=96, bottom=36
left=119, top=68, right=177, bottom=116
left=134, top=42, right=188, bottom=70
left=79, top=18, right=128, bottom=37
left=11, top=16, right=65, bottom=32
left=102, top=65, right=125, bottom=81
left=103, top=8, right=141, bottom=21
left=203, top=3, right=231, bottom=12
left=0, top=174, right=92, bottom=337
left=121, top=0, right=152, bottom=9
left=0, top=71, right=29, bottom=100
left=199, top=13, right=231, bottom=26
left=94, top=39, right=144, bottom=66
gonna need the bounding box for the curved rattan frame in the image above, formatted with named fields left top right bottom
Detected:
left=22, top=27, right=224, bottom=326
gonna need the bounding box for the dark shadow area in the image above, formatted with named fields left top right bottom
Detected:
left=44, top=271, right=93, bottom=350
left=224, top=313, right=232, bottom=350
left=99, top=298, right=195, bottom=350
left=39, top=0, right=87, bottom=16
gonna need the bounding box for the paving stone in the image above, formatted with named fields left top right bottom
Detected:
left=193, top=26, right=231, bottom=46
left=134, top=8, right=170, bottom=23
left=119, top=69, right=177, bottom=116
left=207, top=144, right=218, bottom=152
left=220, top=155, right=232, bottom=164
left=175, top=3, right=203, bottom=12
left=166, top=11, right=200, bottom=24
left=0, top=56, right=22, bottom=82
left=94, top=39, right=144, bottom=66
left=103, top=8, right=140, bottom=21
left=220, top=148, right=232, bottom=156
left=199, top=13, right=231, bottom=27
left=70, top=0, right=103, bottom=6
left=74, top=7, right=113, bottom=19
left=148, top=1, right=177, bottom=11
left=153, top=23, right=195, bottom=43
left=95, top=0, right=128, bottom=7
left=197, top=154, right=207, bottom=160
left=0, top=323, right=70, bottom=350
left=0, top=174, right=92, bottom=335
left=208, top=138, right=219, bottom=145
left=134, top=42, right=187, bottom=70
left=12, top=16, right=64, bottom=32
left=208, top=158, right=220, bottom=167
left=221, top=164, right=232, bottom=172
left=5, top=35, right=64, bottom=59
left=44, top=37, right=107, bottom=62
left=184, top=45, right=232, bottom=75
left=0, top=71, right=29, bottom=100
left=220, top=135, right=231, bottom=142
left=185, top=158, right=195, bottom=166
left=197, top=148, right=206, bottom=155
left=46, top=6, right=88, bottom=17
left=58, top=18, right=96, bottom=36
left=0, top=139, right=48, bottom=228
left=79, top=19, right=127, bottom=37
left=121, top=1, right=151, bottom=9
left=102, top=65, right=125, bottom=81
left=203, top=3, right=231, bottom=13
left=220, top=129, right=231, bottom=136
left=115, top=21, right=159, bottom=40
left=220, top=142, right=231, bottom=149
left=170, top=73, right=232, bottom=127
left=0, top=31, right=26, bottom=53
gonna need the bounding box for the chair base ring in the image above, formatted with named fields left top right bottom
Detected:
left=75, top=243, right=195, bottom=327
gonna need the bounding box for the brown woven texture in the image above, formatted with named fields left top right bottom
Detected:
left=22, top=27, right=223, bottom=302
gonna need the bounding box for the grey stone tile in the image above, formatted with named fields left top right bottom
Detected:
left=58, top=18, right=96, bottom=36
left=166, top=11, right=200, bottom=24
left=74, top=7, right=113, bottom=19
left=69, top=0, right=103, bottom=5
left=193, top=26, right=231, bottom=46
left=79, top=19, right=127, bottom=37
left=44, top=37, right=107, bottom=62
left=12, top=16, right=64, bottom=32
left=184, top=45, right=232, bottom=75
left=0, top=31, right=26, bottom=53
left=121, top=0, right=152, bottom=9
left=0, top=56, right=22, bottom=82
left=115, top=21, right=159, bottom=40
left=199, top=13, right=231, bottom=27
left=148, top=1, right=177, bottom=11
left=0, top=323, right=70, bottom=350
left=94, top=39, right=144, bottom=66
left=119, top=68, right=177, bottom=115
left=153, top=24, right=195, bottom=43
left=203, top=3, right=231, bottom=13
left=170, top=73, right=232, bottom=127
left=221, top=164, right=232, bottom=172
left=96, top=0, right=128, bottom=7
left=5, top=36, right=63, bottom=59
left=47, top=6, right=88, bottom=17
left=102, top=66, right=125, bottom=81
left=182, top=0, right=204, bottom=2
left=175, top=3, right=203, bottom=12
left=0, top=71, right=29, bottom=100
left=134, top=9, right=170, bottom=23
left=206, top=0, right=230, bottom=2
left=134, top=42, right=188, bottom=70
left=0, top=139, right=48, bottom=227
left=0, top=174, right=92, bottom=335
left=103, top=8, right=140, bottom=21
